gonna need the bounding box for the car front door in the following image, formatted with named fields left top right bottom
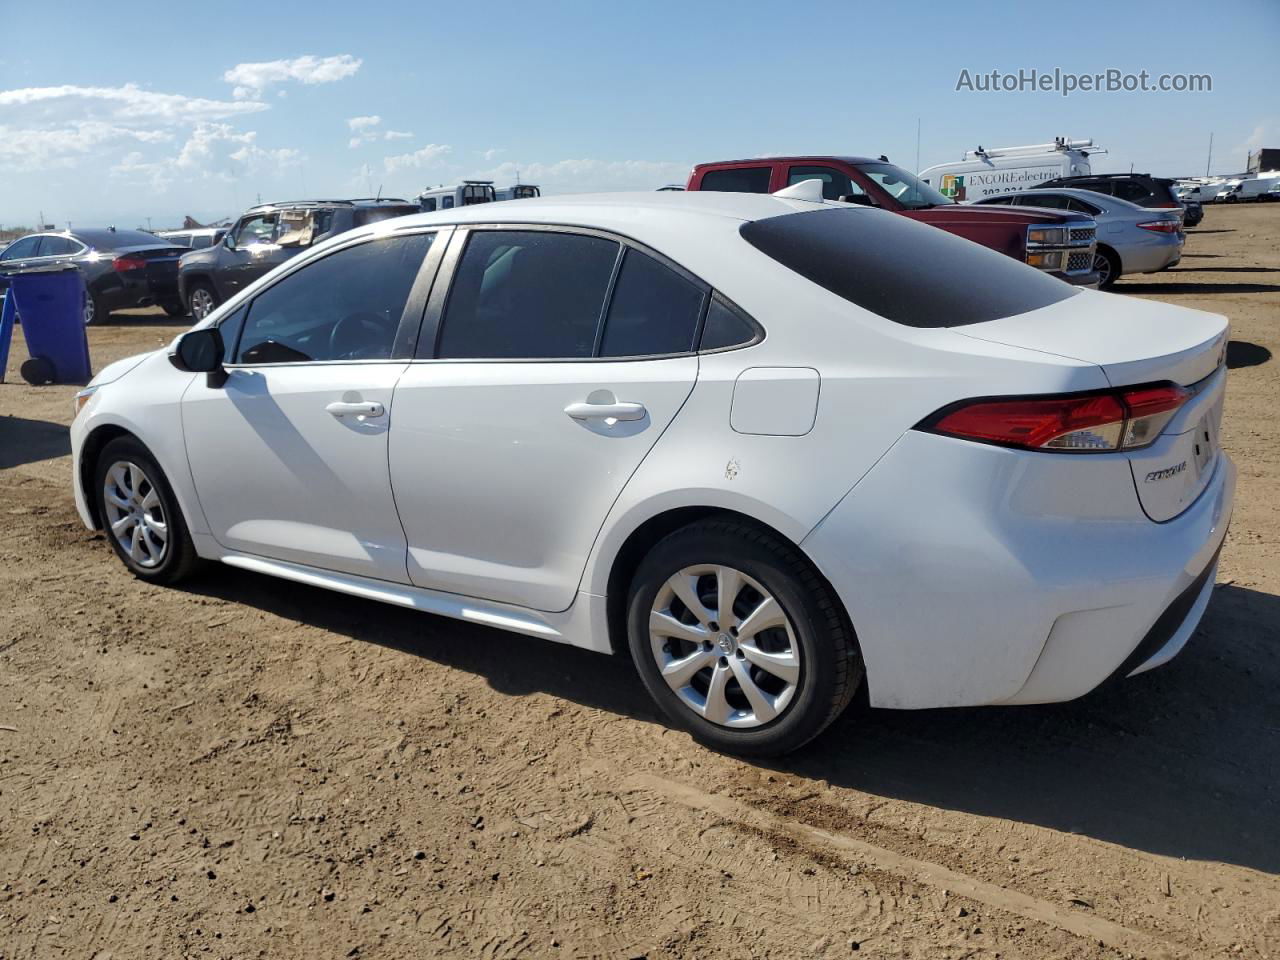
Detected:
left=182, top=228, right=444, bottom=582
left=388, top=226, right=705, bottom=612
left=218, top=213, right=280, bottom=298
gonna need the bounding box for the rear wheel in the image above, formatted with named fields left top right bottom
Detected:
left=84, top=293, right=105, bottom=326
left=94, top=437, right=199, bottom=584
left=161, top=300, right=187, bottom=318
left=187, top=282, right=218, bottom=321
left=1093, top=246, right=1121, bottom=289
left=626, top=518, right=862, bottom=756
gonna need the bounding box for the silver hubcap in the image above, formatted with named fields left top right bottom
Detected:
left=102, top=461, right=168, bottom=569
left=1093, top=253, right=1112, bottom=285
left=191, top=288, right=214, bottom=320
left=84, top=298, right=95, bottom=325
left=649, top=564, right=801, bottom=729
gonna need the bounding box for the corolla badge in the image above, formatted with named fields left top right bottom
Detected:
left=1145, top=461, right=1187, bottom=483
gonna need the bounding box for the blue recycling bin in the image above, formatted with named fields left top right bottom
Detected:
left=1, top=264, right=91, bottom=384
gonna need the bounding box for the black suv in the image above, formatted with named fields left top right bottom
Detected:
left=1036, top=173, right=1202, bottom=227
left=178, top=198, right=421, bottom=320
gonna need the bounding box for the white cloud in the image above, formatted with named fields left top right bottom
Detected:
left=0, top=83, right=268, bottom=123
left=480, top=147, right=505, bottom=161
left=384, top=143, right=452, bottom=173
left=110, top=122, right=302, bottom=191
left=224, top=54, right=362, bottom=99
left=384, top=130, right=413, bottom=140
left=1235, top=120, right=1276, bottom=158
left=347, top=115, right=381, bottom=132
left=0, top=121, right=175, bottom=172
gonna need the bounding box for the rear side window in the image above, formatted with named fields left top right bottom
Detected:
left=599, top=249, right=706, bottom=357
left=700, top=294, right=760, bottom=351
left=436, top=230, right=619, bottom=359
left=441, top=196, right=455, bottom=209
left=235, top=233, right=432, bottom=364
left=740, top=208, right=1075, bottom=328
left=354, top=205, right=421, bottom=227
left=698, top=167, right=771, bottom=193
left=1114, top=181, right=1152, bottom=203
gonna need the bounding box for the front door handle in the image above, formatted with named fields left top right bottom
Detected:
left=326, top=400, right=385, bottom=419
left=564, top=400, right=646, bottom=422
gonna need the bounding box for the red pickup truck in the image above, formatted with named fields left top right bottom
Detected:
left=686, top=156, right=1099, bottom=286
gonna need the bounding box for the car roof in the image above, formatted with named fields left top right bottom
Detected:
left=243, top=198, right=414, bottom=214
left=693, top=155, right=882, bottom=168
left=985, top=188, right=1151, bottom=213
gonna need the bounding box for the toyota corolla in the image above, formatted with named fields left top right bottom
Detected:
left=70, top=190, right=1234, bottom=756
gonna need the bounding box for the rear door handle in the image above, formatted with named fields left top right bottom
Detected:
left=564, top=400, right=646, bottom=422
left=326, top=400, right=385, bottom=419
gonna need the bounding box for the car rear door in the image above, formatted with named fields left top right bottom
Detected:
left=388, top=226, right=704, bottom=612
left=182, top=228, right=445, bottom=582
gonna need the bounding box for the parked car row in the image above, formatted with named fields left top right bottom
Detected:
left=69, top=189, right=1235, bottom=755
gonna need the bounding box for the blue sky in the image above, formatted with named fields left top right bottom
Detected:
left=1, top=0, right=1277, bottom=228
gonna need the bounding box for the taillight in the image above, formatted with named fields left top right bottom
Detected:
left=922, top=383, right=1190, bottom=453
left=1137, top=220, right=1181, bottom=233
left=112, top=254, right=147, bottom=272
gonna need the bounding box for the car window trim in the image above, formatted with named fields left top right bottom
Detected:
left=218, top=225, right=448, bottom=369
left=417, top=221, right=733, bottom=363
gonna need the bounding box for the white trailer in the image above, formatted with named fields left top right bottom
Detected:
left=919, top=138, right=1102, bottom=201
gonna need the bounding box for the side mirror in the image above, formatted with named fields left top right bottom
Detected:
left=223, top=231, right=237, bottom=250
left=170, top=327, right=225, bottom=374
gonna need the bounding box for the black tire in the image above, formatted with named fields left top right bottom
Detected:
left=186, top=281, right=219, bottom=321
left=626, top=518, right=862, bottom=757
left=161, top=300, right=187, bottom=318
left=19, top=356, right=55, bottom=385
left=1094, top=246, right=1121, bottom=290
left=93, top=436, right=200, bottom=585
left=84, top=292, right=106, bottom=326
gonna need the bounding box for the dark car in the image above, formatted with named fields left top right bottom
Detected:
left=1035, top=173, right=1202, bottom=227
left=178, top=198, right=421, bottom=320
left=0, top=228, right=187, bottom=324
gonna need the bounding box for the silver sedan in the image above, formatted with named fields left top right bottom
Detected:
left=971, top=188, right=1184, bottom=289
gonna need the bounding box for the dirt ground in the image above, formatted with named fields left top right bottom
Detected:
left=1, top=204, right=1277, bottom=960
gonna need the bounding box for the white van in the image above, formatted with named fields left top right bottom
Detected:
left=1218, top=173, right=1280, bottom=202
left=417, top=180, right=496, bottom=212
left=494, top=184, right=542, bottom=202
left=919, top=138, right=1102, bottom=201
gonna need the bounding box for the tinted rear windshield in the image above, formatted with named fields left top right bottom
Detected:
left=739, top=207, right=1076, bottom=327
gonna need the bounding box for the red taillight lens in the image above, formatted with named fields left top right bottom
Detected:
left=924, top=383, right=1189, bottom=453
left=112, top=254, right=146, bottom=272
left=1137, top=220, right=1180, bottom=233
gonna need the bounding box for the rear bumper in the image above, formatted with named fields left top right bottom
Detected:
left=801, top=430, right=1235, bottom=709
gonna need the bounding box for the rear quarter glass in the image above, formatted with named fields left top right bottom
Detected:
left=739, top=208, right=1076, bottom=327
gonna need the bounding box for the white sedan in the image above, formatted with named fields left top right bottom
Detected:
left=70, top=190, right=1234, bottom=756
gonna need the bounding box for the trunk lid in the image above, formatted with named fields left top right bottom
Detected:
left=956, top=289, right=1227, bottom=387
left=957, top=290, right=1229, bottom=521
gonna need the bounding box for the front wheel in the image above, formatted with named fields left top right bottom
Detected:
left=186, top=282, right=218, bottom=321
left=626, top=518, right=862, bottom=756
left=94, top=437, right=199, bottom=584
left=84, top=293, right=105, bottom=326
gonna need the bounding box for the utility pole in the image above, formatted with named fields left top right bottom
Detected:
left=146, top=217, right=152, bottom=232
left=1205, top=132, right=1214, bottom=177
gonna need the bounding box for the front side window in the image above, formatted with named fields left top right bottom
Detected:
left=234, top=232, right=433, bottom=364
left=599, top=249, right=706, bottom=357
left=853, top=162, right=954, bottom=209
left=234, top=214, right=276, bottom=247
left=436, top=230, right=619, bottom=360
left=699, top=167, right=771, bottom=193
left=787, top=165, right=862, bottom=201
left=422, top=198, right=438, bottom=212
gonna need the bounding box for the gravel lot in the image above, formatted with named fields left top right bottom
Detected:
left=2, top=203, right=1277, bottom=959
